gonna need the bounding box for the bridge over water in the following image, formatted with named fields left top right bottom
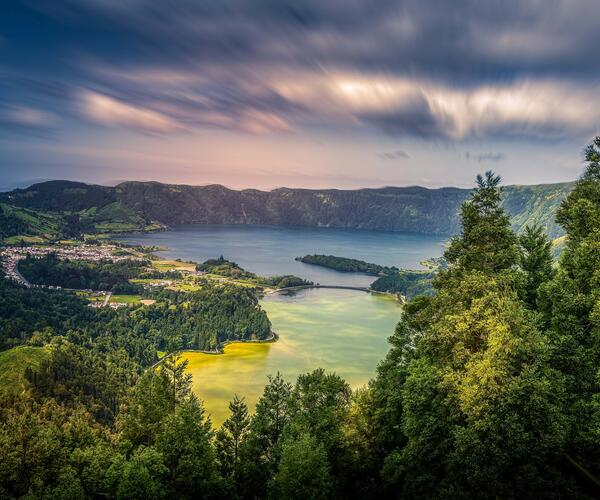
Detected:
left=266, top=284, right=371, bottom=295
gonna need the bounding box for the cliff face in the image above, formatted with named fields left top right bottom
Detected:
left=1, top=180, right=574, bottom=238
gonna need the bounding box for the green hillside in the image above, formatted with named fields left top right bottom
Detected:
left=0, top=179, right=575, bottom=239
left=80, top=201, right=149, bottom=232
left=0, top=185, right=160, bottom=242
left=0, top=203, right=63, bottom=243
left=0, top=345, right=50, bottom=394
left=502, top=182, right=574, bottom=237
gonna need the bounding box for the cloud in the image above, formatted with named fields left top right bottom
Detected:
left=378, top=150, right=410, bottom=160
left=0, top=105, right=59, bottom=137
left=6, top=0, right=600, bottom=140
left=75, top=68, right=600, bottom=140
left=33, top=0, right=600, bottom=79
left=0, top=105, right=58, bottom=128
left=78, top=90, right=182, bottom=133
left=465, top=151, right=505, bottom=163
left=273, top=72, right=600, bottom=140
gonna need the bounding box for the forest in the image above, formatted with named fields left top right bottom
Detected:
left=0, top=276, right=271, bottom=355
left=198, top=256, right=312, bottom=289
left=369, top=269, right=435, bottom=298
left=297, top=253, right=440, bottom=298
left=0, top=138, right=600, bottom=498
left=296, top=254, right=398, bottom=275
left=0, top=205, right=27, bottom=238
left=18, top=253, right=147, bottom=293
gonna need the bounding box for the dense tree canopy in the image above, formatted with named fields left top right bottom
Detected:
left=18, top=253, right=146, bottom=293
left=1, top=142, right=600, bottom=497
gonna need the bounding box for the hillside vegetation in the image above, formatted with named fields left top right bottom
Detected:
left=0, top=203, right=63, bottom=242
left=1, top=179, right=574, bottom=240
left=296, top=254, right=399, bottom=275
left=2, top=131, right=600, bottom=497
left=198, top=256, right=312, bottom=289
left=0, top=345, right=50, bottom=394
left=0, top=182, right=162, bottom=243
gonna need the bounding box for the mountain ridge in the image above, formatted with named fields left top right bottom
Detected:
left=0, top=179, right=575, bottom=239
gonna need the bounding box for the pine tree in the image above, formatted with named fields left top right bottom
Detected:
left=238, top=373, right=292, bottom=498
left=519, top=224, right=554, bottom=308
left=445, top=170, right=519, bottom=273
left=160, top=353, right=193, bottom=410
left=155, top=395, right=224, bottom=498
left=215, top=395, right=250, bottom=480
left=117, top=370, right=173, bottom=447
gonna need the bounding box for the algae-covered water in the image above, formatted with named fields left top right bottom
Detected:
left=184, top=288, right=402, bottom=425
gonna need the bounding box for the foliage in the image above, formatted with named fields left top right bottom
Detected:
left=370, top=269, right=435, bottom=297
left=0, top=274, right=271, bottom=356
left=269, top=432, right=332, bottom=500
left=26, top=339, right=137, bottom=425
left=539, top=138, right=600, bottom=481
left=18, top=253, right=146, bottom=293
left=519, top=224, right=555, bottom=307
left=297, top=254, right=398, bottom=275
left=2, top=178, right=573, bottom=238
left=215, top=395, right=250, bottom=483
left=143, top=284, right=272, bottom=350
left=0, top=345, right=50, bottom=394
left=198, top=256, right=255, bottom=279
left=366, top=169, right=585, bottom=498
left=0, top=276, right=94, bottom=350
left=3, top=148, right=600, bottom=497
left=238, top=373, right=293, bottom=499
left=0, top=204, right=28, bottom=238
left=0, top=202, right=63, bottom=241
left=445, top=171, right=520, bottom=273
left=197, top=256, right=312, bottom=289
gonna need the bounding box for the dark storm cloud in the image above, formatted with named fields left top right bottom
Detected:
left=2, top=0, right=600, bottom=138
left=29, top=0, right=598, bottom=78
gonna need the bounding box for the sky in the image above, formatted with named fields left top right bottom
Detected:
left=1, top=0, right=600, bottom=191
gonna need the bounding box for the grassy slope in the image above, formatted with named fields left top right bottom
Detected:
left=85, top=201, right=149, bottom=232
left=151, top=260, right=197, bottom=272
left=0, top=202, right=63, bottom=242
left=109, top=294, right=142, bottom=304
left=0, top=345, right=50, bottom=394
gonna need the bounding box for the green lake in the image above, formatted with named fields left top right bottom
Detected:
left=184, top=288, right=402, bottom=425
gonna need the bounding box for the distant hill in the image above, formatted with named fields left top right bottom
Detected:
left=0, top=181, right=163, bottom=242
left=0, top=179, right=574, bottom=240
left=0, top=202, right=64, bottom=244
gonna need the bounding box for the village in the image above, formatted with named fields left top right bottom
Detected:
left=0, top=244, right=144, bottom=308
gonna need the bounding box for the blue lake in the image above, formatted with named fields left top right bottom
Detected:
left=117, top=224, right=447, bottom=287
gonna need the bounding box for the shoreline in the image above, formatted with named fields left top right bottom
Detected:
left=265, top=284, right=370, bottom=294
left=265, top=284, right=404, bottom=302
left=189, top=330, right=279, bottom=355
left=152, top=331, right=278, bottom=367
